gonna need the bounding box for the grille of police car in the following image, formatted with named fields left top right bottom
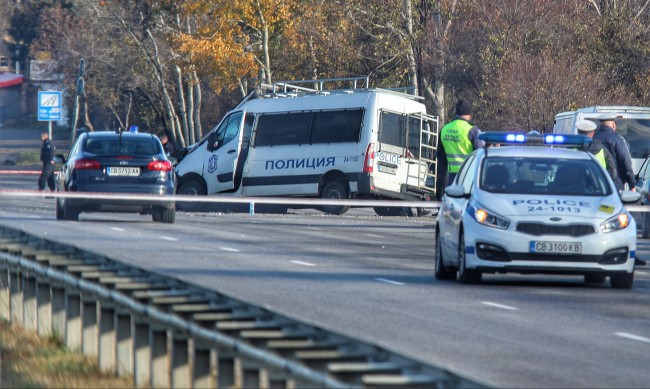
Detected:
left=515, top=222, right=596, bottom=237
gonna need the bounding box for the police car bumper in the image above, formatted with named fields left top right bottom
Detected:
left=462, top=216, right=636, bottom=275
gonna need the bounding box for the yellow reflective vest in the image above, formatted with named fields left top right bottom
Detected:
left=440, top=119, right=474, bottom=173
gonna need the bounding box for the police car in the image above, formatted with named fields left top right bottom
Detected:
left=435, top=132, right=641, bottom=288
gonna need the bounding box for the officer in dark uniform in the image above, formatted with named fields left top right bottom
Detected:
left=593, top=114, right=636, bottom=192
left=38, top=132, right=56, bottom=191
left=575, top=120, right=617, bottom=181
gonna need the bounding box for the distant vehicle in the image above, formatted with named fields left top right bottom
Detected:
left=435, top=131, right=640, bottom=288
left=553, top=106, right=650, bottom=174
left=174, top=76, right=438, bottom=216
left=0, top=56, right=10, bottom=72
left=55, top=130, right=176, bottom=222
left=635, top=154, right=650, bottom=238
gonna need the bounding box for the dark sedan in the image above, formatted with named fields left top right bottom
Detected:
left=55, top=130, right=176, bottom=222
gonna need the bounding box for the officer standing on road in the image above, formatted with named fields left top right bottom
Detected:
left=38, top=132, right=56, bottom=192
left=575, top=120, right=617, bottom=180
left=436, top=99, right=484, bottom=198
left=593, top=114, right=636, bottom=192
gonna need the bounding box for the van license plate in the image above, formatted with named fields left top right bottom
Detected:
left=107, top=167, right=140, bottom=176
left=378, top=164, right=397, bottom=175
left=530, top=241, right=581, bottom=254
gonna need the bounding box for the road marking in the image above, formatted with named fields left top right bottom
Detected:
left=636, top=271, right=648, bottom=276
left=160, top=236, right=177, bottom=241
left=375, top=278, right=404, bottom=285
left=291, top=260, right=316, bottom=267
left=220, top=247, right=240, bottom=252
left=615, top=332, right=650, bottom=344
left=365, top=233, right=384, bottom=238
left=110, top=227, right=125, bottom=232
left=481, top=301, right=518, bottom=311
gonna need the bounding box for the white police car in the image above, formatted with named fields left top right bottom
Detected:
left=435, top=132, right=641, bottom=288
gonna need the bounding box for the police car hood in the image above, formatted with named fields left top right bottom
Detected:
left=478, top=192, right=624, bottom=219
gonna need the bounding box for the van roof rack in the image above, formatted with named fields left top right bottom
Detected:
left=258, top=76, right=422, bottom=100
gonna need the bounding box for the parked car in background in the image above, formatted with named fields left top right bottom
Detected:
left=635, top=154, right=650, bottom=238
left=55, top=130, right=176, bottom=222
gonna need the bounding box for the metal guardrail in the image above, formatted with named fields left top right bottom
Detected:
left=0, top=224, right=487, bottom=388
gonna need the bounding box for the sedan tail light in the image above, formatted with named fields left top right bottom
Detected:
left=147, top=160, right=173, bottom=172
left=74, top=159, right=101, bottom=170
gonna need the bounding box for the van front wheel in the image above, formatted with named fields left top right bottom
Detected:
left=320, top=181, right=350, bottom=215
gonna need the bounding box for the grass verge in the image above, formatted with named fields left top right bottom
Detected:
left=0, top=320, right=133, bottom=388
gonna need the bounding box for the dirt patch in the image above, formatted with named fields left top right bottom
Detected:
left=0, top=321, right=134, bottom=388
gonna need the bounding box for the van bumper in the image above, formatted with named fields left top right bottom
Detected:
left=357, top=174, right=433, bottom=201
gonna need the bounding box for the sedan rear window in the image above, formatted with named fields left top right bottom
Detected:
left=85, top=138, right=161, bottom=156
left=481, top=157, right=612, bottom=196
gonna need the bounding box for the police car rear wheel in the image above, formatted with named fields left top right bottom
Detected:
left=435, top=231, right=456, bottom=280
left=320, top=181, right=350, bottom=215
left=56, top=199, right=64, bottom=220
left=458, top=232, right=481, bottom=284
left=62, top=201, right=79, bottom=221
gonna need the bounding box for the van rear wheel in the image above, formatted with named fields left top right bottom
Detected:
left=320, top=181, right=350, bottom=215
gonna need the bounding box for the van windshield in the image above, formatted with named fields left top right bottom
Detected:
left=619, top=118, right=650, bottom=159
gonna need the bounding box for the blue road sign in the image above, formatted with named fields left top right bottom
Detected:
left=38, top=91, right=62, bottom=121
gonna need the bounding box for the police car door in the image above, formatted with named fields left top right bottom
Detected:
left=203, top=111, right=245, bottom=194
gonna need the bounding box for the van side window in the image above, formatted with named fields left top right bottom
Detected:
left=256, top=112, right=310, bottom=146
left=310, top=109, right=363, bottom=144
left=215, top=112, right=243, bottom=148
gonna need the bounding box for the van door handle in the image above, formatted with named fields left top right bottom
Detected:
left=228, top=149, right=236, bottom=154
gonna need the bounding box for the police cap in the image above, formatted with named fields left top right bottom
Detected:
left=575, top=120, right=597, bottom=132
left=599, top=113, right=618, bottom=122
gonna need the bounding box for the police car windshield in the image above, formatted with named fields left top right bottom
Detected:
left=481, top=157, right=612, bottom=196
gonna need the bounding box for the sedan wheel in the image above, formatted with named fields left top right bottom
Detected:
left=458, top=232, right=482, bottom=284
left=435, top=230, right=456, bottom=280
left=610, top=272, right=634, bottom=289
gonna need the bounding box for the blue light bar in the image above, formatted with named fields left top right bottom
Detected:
left=478, top=131, right=592, bottom=147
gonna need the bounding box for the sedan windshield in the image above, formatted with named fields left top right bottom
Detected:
left=481, top=157, right=612, bottom=196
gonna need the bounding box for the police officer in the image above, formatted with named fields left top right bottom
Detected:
left=38, top=132, right=56, bottom=191
left=436, top=99, right=484, bottom=196
left=593, top=114, right=636, bottom=192
left=160, top=134, right=175, bottom=157
left=575, top=119, right=617, bottom=180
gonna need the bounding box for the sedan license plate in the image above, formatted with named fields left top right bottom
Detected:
left=377, top=164, right=397, bottom=175
left=530, top=241, right=582, bottom=254
left=107, top=166, right=140, bottom=177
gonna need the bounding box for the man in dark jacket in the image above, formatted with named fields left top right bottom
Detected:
left=435, top=99, right=484, bottom=198
left=38, top=132, right=56, bottom=191
left=575, top=120, right=617, bottom=181
left=593, top=114, right=636, bottom=192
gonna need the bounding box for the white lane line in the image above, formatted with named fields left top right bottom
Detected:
left=365, top=233, right=384, bottom=238
left=160, top=236, right=177, bottom=241
left=220, top=247, right=240, bottom=252
left=481, top=301, right=518, bottom=311
left=291, top=260, right=316, bottom=267
left=110, top=227, right=125, bottom=232
left=636, top=271, right=648, bottom=276
left=375, top=278, right=405, bottom=286
left=616, top=332, right=650, bottom=344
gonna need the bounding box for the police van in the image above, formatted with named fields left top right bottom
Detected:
left=173, top=76, right=438, bottom=215
left=553, top=106, right=650, bottom=173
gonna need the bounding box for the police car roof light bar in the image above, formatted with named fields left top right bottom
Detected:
left=478, top=131, right=592, bottom=147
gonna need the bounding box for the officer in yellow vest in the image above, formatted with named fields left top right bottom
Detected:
left=575, top=119, right=617, bottom=181
left=436, top=99, right=484, bottom=197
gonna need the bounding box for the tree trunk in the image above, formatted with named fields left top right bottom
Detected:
left=176, top=65, right=190, bottom=146
left=192, top=70, right=202, bottom=141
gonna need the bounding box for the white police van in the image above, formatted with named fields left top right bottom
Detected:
left=553, top=106, right=650, bottom=173
left=174, top=76, right=438, bottom=215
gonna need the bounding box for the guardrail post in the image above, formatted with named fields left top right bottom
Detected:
left=37, top=280, right=52, bottom=337
left=98, top=304, right=116, bottom=373
left=218, top=352, right=237, bottom=388
left=82, top=297, right=98, bottom=356
left=241, top=359, right=266, bottom=389
left=116, top=311, right=133, bottom=377
left=9, top=270, right=22, bottom=325
left=133, top=320, right=151, bottom=387
left=0, top=266, right=10, bottom=322
left=23, top=274, right=37, bottom=330
left=172, top=333, right=191, bottom=388
left=151, top=327, right=170, bottom=388
left=192, top=342, right=216, bottom=389
left=51, top=286, right=66, bottom=338
left=66, top=292, right=81, bottom=350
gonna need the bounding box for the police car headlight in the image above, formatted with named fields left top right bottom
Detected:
left=468, top=203, right=510, bottom=229
left=600, top=211, right=631, bottom=232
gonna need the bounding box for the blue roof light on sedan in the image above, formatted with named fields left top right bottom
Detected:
left=479, top=131, right=592, bottom=147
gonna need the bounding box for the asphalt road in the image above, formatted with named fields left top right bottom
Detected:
left=1, top=173, right=650, bottom=388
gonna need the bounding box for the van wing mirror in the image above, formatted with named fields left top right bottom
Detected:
left=207, top=132, right=219, bottom=152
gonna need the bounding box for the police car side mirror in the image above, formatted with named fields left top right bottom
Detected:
left=620, top=190, right=641, bottom=204
left=444, top=184, right=467, bottom=198
left=207, top=133, right=219, bottom=152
